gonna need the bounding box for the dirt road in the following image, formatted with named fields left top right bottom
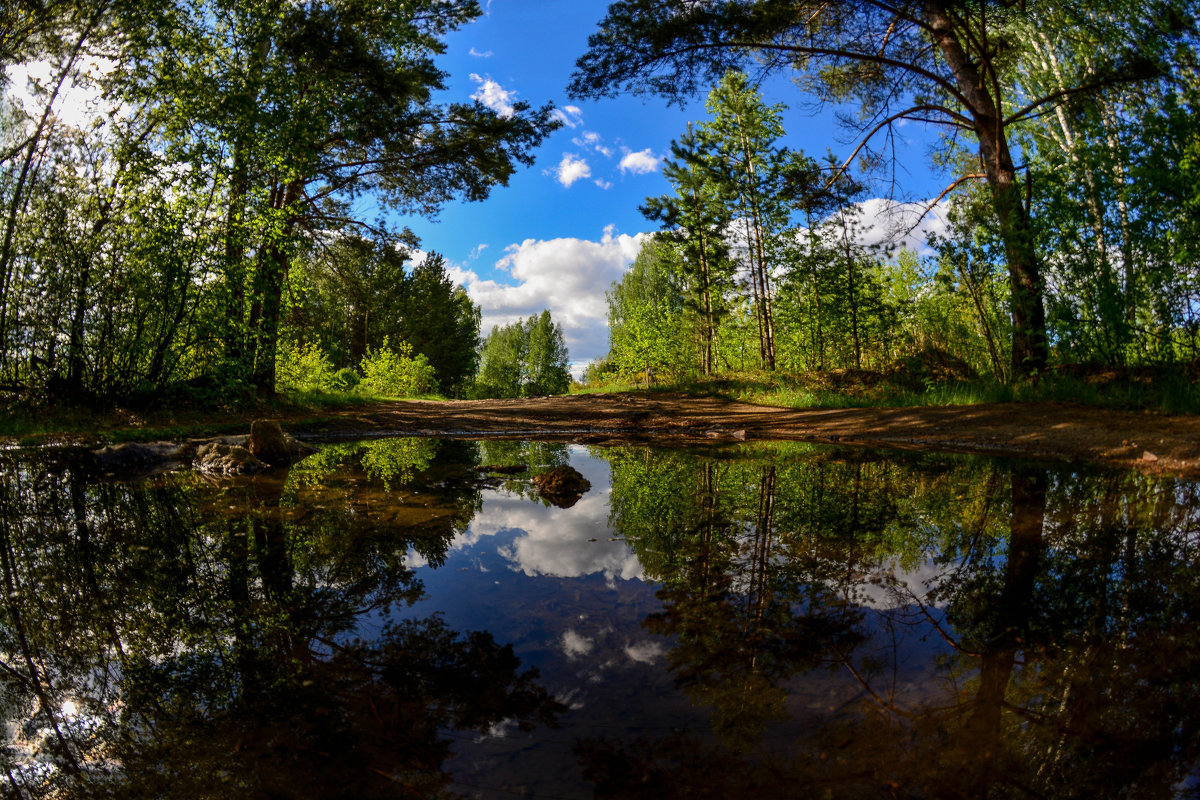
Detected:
left=294, top=393, right=1200, bottom=478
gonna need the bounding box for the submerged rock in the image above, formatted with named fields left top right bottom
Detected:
left=193, top=442, right=264, bottom=475
left=532, top=465, right=592, bottom=509
left=93, top=441, right=191, bottom=474
left=90, top=421, right=312, bottom=480
left=248, top=419, right=314, bottom=466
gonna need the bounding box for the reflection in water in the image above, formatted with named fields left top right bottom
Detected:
left=0, top=440, right=1198, bottom=798
left=601, top=446, right=1200, bottom=798
left=0, top=441, right=561, bottom=799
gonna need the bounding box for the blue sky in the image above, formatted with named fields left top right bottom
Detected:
left=389, top=1, right=950, bottom=371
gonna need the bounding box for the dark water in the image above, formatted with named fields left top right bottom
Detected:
left=1, top=437, right=1199, bottom=799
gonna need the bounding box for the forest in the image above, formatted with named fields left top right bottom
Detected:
left=0, top=0, right=569, bottom=408
left=3, top=1, right=1200, bottom=415
left=583, top=2, right=1200, bottom=400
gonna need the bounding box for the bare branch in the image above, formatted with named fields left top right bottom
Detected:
left=823, top=104, right=971, bottom=189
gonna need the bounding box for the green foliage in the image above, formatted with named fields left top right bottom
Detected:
left=0, top=0, right=557, bottom=406
left=606, top=237, right=693, bottom=381
left=332, top=367, right=360, bottom=392
left=276, top=341, right=339, bottom=394
left=360, top=338, right=438, bottom=398
left=474, top=310, right=570, bottom=398
left=286, top=242, right=481, bottom=396
left=572, top=1, right=1198, bottom=380
left=526, top=309, right=572, bottom=396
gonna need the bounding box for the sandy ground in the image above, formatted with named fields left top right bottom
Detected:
left=293, top=392, right=1200, bottom=478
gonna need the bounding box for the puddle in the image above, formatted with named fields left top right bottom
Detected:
left=0, top=439, right=1197, bottom=798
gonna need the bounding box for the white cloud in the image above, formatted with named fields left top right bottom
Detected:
left=573, top=131, right=613, bottom=158
left=451, top=226, right=647, bottom=365
left=552, top=105, right=584, bottom=129
left=594, top=179, right=613, bottom=190
left=469, top=243, right=489, bottom=260
left=5, top=57, right=120, bottom=132
left=468, top=46, right=493, bottom=58
left=554, top=153, right=591, bottom=187
left=805, top=198, right=949, bottom=256
left=562, top=629, right=595, bottom=659
left=618, top=148, right=660, bottom=175
left=469, top=73, right=515, bottom=118
left=624, top=640, right=667, bottom=664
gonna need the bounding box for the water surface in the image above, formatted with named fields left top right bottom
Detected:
left=1, top=438, right=1198, bottom=798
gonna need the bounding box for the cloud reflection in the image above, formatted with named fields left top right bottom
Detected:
left=449, top=450, right=646, bottom=582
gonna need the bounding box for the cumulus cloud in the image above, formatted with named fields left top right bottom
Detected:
left=452, top=225, right=645, bottom=365
left=468, top=46, right=493, bottom=58
left=552, top=105, right=584, bottom=129
left=796, top=198, right=949, bottom=256
left=594, top=179, right=613, bottom=190
left=554, top=153, right=592, bottom=187
left=562, top=629, right=595, bottom=659
left=624, top=640, right=667, bottom=664
left=573, top=130, right=613, bottom=158
left=618, top=148, right=661, bottom=175
left=469, top=73, right=515, bottom=118
left=856, top=197, right=949, bottom=254
left=469, top=243, right=489, bottom=260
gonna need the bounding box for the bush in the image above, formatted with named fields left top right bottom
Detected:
left=276, top=341, right=338, bottom=393
left=332, top=367, right=360, bottom=392
left=360, top=338, right=438, bottom=397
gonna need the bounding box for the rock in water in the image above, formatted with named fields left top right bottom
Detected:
left=532, top=465, right=592, bottom=509
left=249, top=419, right=315, bottom=466
left=249, top=420, right=290, bottom=465
left=193, top=442, right=264, bottom=475
left=93, top=441, right=191, bottom=474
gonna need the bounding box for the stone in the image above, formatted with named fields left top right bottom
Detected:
left=532, top=465, right=592, bottom=509
left=193, top=442, right=264, bottom=475
left=93, top=441, right=191, bottom=474
left=248, top=419, right=315, bottom=467
left=1143, top=451, right=1159, bottom=462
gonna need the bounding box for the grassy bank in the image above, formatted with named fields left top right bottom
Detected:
left=0, top=389, right=431, bottom=447
left=578, top=366, right=1200, bottom=415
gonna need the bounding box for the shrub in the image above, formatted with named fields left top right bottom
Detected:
left=332, top=367, right=360, bottom=392
left=360, top=338, right=438, bottom=397
left=276, top=341, right=338, bottom=393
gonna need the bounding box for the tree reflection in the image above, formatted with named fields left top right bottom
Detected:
left=600, top=443, right=1200, bottom=798
left=0, top=442, right=562, bottom=799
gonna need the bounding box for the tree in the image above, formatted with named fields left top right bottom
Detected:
left=700, top=70, right=798, bottom=370
left=641, top=129, right=735, bottom=374
left=286, top=234, right=411, bottom=369
left=393, top=254, right=482, bottom=396
left=525, top=310, right=571, bottom=396
left=117, top=0, right=558, bottom=395
left=475, top=310, right=570, bottom=398
left=569, top=0, right=1193, bottom=379
left=0, top=0, right=557, bottom=405
left=606, top=236, right=692, bottom=380
left=475, top=321, right=527, bottom=398
left=154, top=0, right=556, bottom=393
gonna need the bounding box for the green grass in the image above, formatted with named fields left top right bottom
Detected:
left=0, top=387, right=449, bottom=447
left=579, top=367, right=1200, bottom=415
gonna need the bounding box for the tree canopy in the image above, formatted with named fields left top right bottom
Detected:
left=0, top=0, right=557, bottom=404
left=571, top=0, right=1198, bottom=379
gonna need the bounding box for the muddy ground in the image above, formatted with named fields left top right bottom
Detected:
left=292, top=393, right=1200, bottom=478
